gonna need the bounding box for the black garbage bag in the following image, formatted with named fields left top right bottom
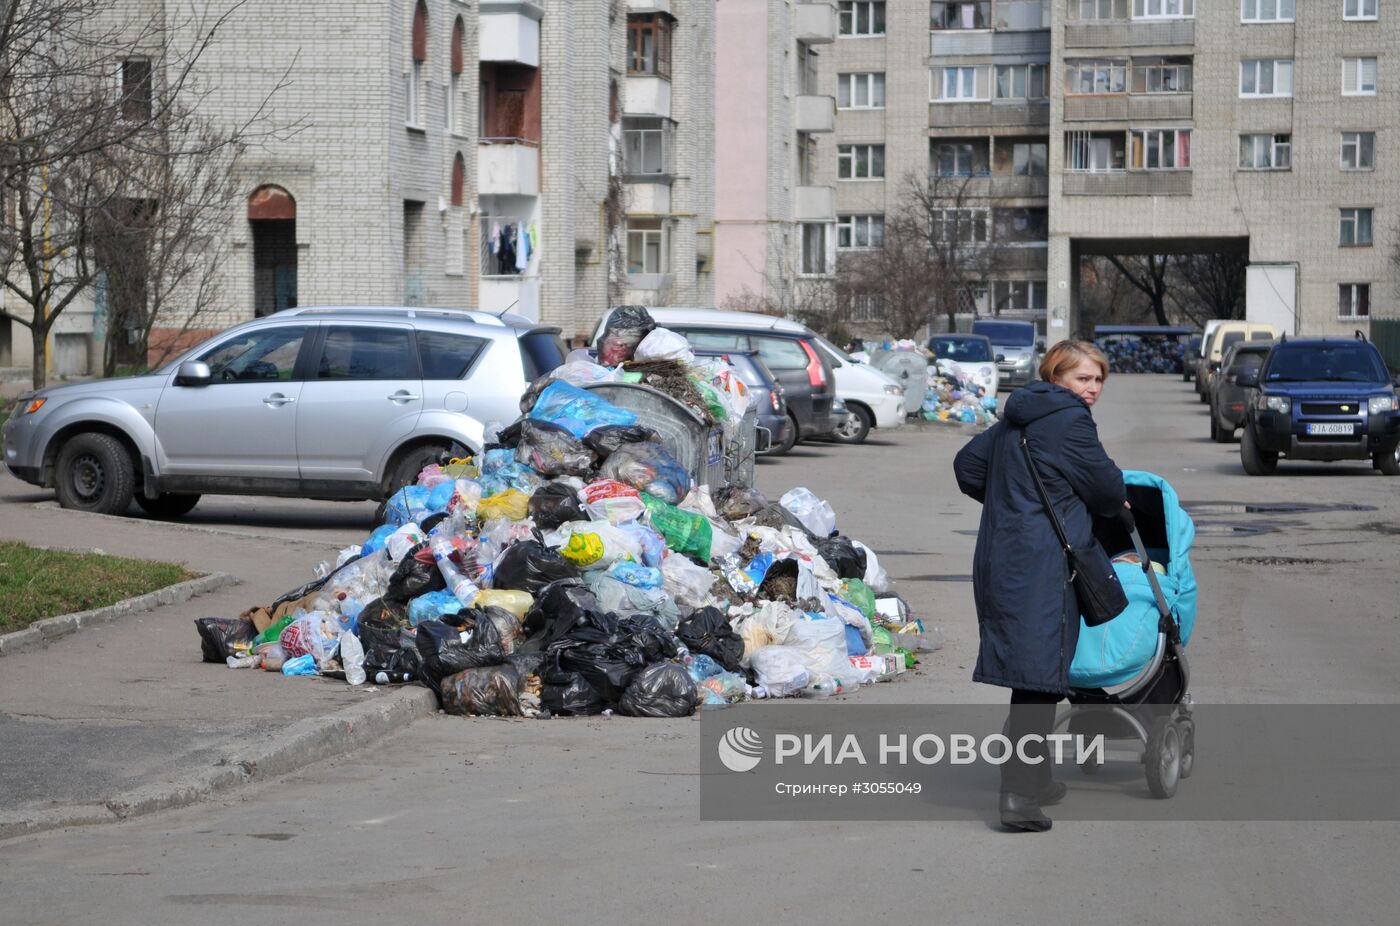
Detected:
left=267, top=553, right=365, bottom=615
left=486, top=418, right=527, bottom=452
left=547, top=610, right=679, bottom=704
left=419, top=511, right=449, bottom=535
left=617, top=613, right=681, bottom=664
left=492, top=539, right=580, bottom=596
left=540, top=664, right=607, bottom=716
left=528, top=482, right=588, bottom=531
left=359, top=596, right=409, bottom=627
left=360, top=616, right=422, bottom=681
left=515, top=419, right=596, bottom=477
left=521, top=579, right=602, bottom=652
left=583, top=424, right=661, bottom=462
left=440, top=664, right=523, bottom=716
left=415, top=616, right=506, bottom=685
left=618, top=663, right=698, bottom=718
left=676, top=606, right=744, bottom=673
left=598, top=305, right=656, bottom=366
left=385, top=543, right=446, bottom=604
left=713, top=484, right=770, bottom=521
left=195, top=617, right=257, bottom=663
left=814, top=536, right=868, bottom=581
left=505, top=650, right=546, bottom=677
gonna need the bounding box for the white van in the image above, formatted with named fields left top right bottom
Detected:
left=809, top=336, right=907, bottom=443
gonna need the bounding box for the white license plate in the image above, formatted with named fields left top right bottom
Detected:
left=1306, top=423, right=1356, bottom=436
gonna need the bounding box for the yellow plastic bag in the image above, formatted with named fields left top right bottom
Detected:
left=442, top=456, right=479, bottom=479
left=472, top=588, right=533, bottom=619
left=477, top=489, right=529, bottom=522
left=562, top=532, right=606, bottom=567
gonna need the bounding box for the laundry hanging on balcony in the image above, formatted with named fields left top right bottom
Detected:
left=487, top=221, right=537, bottom=276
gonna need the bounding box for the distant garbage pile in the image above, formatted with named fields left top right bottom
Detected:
left=195, top=311, right=940, bottom=719
left=1095, top=336, right=1186, bottom=374
left=874, top=341, right=997, bottom=426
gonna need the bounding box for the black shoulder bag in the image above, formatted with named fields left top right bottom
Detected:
left=1020, top=435, right=1128, bottom=627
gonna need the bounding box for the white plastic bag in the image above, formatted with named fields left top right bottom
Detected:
left=661, top=552, right=716, bottom=608
left=749, top=646, right=812, bottom=698
left=853, top=540, right=890, bottom=593
left=788, top=618, right=851, bottom=686
left=730, top=600, right=801, bottom=666
left=550, top=520, right=644, bottom=569
left=824, top=593, right=873, bottom=648
left=633, top=327, right=695, bottom=364
left=385, top=522, right=425, bottom=563
left=780, top=487, right=837, bottom=538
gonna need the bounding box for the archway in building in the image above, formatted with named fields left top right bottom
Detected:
left=1074, top=237, right=1252, bottom=334
left=248, top=185, right=298, bottom=316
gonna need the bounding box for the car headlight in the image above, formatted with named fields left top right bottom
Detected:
left=1368, top=393, right=1399, bottom=414
left=1255, top=393, right=1290, bottom=413
left=883, top=384, right=903, bottom=396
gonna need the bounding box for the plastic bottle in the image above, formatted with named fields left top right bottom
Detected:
left=339, top=630, right=366, bottom=686
left=430, top=528, right=479, bottom=606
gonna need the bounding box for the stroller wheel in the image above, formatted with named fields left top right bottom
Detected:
left=1145, top=717, right=1182, bottom=799
left=1178, top=721, right=1195, bottom=779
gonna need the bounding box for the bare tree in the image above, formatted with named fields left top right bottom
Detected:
left=1168, top=252, right=1247, bottom=327
left=1103, top=254, right=1173, bottom=326
left=719, top=234, right=844, bottom=339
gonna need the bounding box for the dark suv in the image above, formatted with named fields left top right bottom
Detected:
left=1237, top=335, right=1400, bottom=476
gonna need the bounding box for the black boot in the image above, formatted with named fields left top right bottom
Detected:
left=1000, top=792, right=1052, bottom=832
left=1038, top=780, right=1068, bottom=807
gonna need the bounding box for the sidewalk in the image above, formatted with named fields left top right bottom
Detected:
left=0, top=474, right=433, bottom=838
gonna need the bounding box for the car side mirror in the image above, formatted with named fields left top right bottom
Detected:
left=174, top=360, right=212, bottom=387
left=1235, top=368, right=1260, bottom=388
left=1035, top=340, right=1046, bottom=352
left=995, top=353, right=1005, bottom=363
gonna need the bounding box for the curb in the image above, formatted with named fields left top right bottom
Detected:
left=0, top=572, right=239, bottom=657
left=30, top=500, right=358, bottom=549
left=0, top=685, right=439, bottom=842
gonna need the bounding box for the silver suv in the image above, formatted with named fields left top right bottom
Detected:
left=2, top=307, right=565, bottom=516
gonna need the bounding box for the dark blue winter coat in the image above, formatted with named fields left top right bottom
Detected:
left=953, top=382, right=1125, bottom=694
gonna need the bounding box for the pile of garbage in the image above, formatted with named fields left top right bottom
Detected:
left=195, top=311, right=940, bottom=719
left=1095, top=337, right=1185, bottom=374
left=923, top=366, right=998, bottom=427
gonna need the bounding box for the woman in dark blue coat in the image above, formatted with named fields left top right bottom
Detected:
left=954, top=340, right=1125, bottom=832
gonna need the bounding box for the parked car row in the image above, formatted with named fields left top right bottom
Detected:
left=1188, top=320, right=1400, bottom=476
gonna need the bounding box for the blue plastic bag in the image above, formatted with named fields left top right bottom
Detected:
left=408, top=588, right=465, bottom=627
left=529, top=380, right=637, bottom=439
left=478, top=462, right=545, bottom=498
left=608, top=562, right=664, bottom=590
left=686, top=653, right=724, bottom=680
left=481, top=448, right=516, bottom=475
left=362, top=524, right=397, bottom=554
left=386, top=485, right=432, bottom=527
left=282, top=654, right=317, bottom=676
left=844, top=623, right=868, bottom=656
left=427, top=481, right=456, bottom=512
left=616, top=521, right=667, bottom=568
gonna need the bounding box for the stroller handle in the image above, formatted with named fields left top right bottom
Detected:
left=1117, top=505, right=1137, bottom=533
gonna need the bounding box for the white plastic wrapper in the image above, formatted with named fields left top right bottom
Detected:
left=779, top=487, right=837, bottom=538
left=633, top=327, right=696, bottom=364
left=749, top=645, right=812, bottom=698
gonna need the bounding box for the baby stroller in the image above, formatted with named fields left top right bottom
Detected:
left=1054, top=471, right=1199, bottom=798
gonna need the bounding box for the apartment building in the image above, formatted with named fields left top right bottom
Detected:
left=712, top=0, right=1397, bottom=342
left=0, top=0, right=716, bottom=378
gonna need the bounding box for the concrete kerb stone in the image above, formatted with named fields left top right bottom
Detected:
left=0, top=572, right=239, bottom=657
left=0, top=685, right=439, bottom=842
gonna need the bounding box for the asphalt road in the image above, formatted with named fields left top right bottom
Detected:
left=1, top=374, right=1398, bottom=925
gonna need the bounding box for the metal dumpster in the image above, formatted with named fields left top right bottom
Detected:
left=581, top=382, right=758, bottom=488
left=871, top=350, right=930, bottom=416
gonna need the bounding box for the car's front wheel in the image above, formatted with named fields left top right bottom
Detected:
left=54, top=432, right=136, bottom=514
left=1374, top=447, right=1400, bottom=476
left=1240, top=426, right=1278, bottom=476
left=135, top=493, right=202, bottom=518
left=831, top=404, right=872, bottom=444
left=375, top=441, right=469, bottom=522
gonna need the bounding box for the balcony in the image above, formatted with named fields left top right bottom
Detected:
left=626, top=182, right=671, bottom=215
left=479, top=1, right=543, bottom=68
left=1064, top=19, right=1194, bottom=49
left=929, top=101, right=1049, bottom=130
left=794, top=185, right=836, bottom=222
left=795, top=94, right=836, bottom=132
left=480, top=277, right=541, bottom=321
left=627, top=0, right=673, bottom=15
left=625, top=75, right=671, bottom=119
left=796, top=2, right=837, bottom=44
left=991, top=247, right=1049, bottom=272
left=478, top=141, right=540, bottom=196
left=930, top=30, right=1049, bottom=58
left=930, top=174, right=1050, bottom=200
left=1062, top=170, right=1193, bottom=196
left=1062, top=93, right=1193, bottom=122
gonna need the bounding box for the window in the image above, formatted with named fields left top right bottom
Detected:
left=993, top=208, right=1048, bottom=244
left=449, top=17, right=465, bottom=135
left=838, top=72, right=886, bottom=108
left=1343, top=57, right=1378, bottom=95
left=1238, top=133, right=1291, bottom=170
left=937, top=66, right=987, bottom=100
left=995, top=64, right=1048, bottom=101
left=1340, top=208, right=1374, bottom=246
left=1072, top=0, right=1128, bottom=18
left=1066, top=131, right=1124, bottom=171
left=624, top=121, right=668, bottom=175
left=1240, top=59, right=1293, bottom=97
left=756, top=336, right=812, bottom=370
left=119, top=58, right=153, bottom=121
left=800, top=224, right=832, bottom=276
left=1339, top=283, right=1371, bottom=319
left=627, top=218, right=668, bottom=274
left=838, top=144, right=885, bottom=179
left=418, top=331, right=487, bottom=379
left=1341, top=131, right=1376, bottom=169
left=683, top=331, right=747, bottom=351
left=999, top=1, right=1051, bottom=29
left=993, top=280, right=1047, bottom=311
left=408, top=0, right=428, bottom=127
left=1130, top=128, right=1191, bottom=169
left=316, top=327, right=415, bottom=380
left=200, top=327, right=307, bottom=381
left=932, top=208, right=989, bottom=244
left=933, top=141, right=986, bottom=176
left=1132, top=58, right=1193, bottom=93
left=839, top=1, right=886, bottom=36
left=1345, top=0, right=1378, bottom=20
left=849, top=294, right=885, bottom=323
left=1013, top=142, right=1048, bottom=175
left=1241, top=0, right=1294, bottom=22
left=519, top=331, right=566, bottom=381
left=930, top=2, right=991, bottom=30
left=628, top=14, right=673, bottom=78
left=1133, top=0, right=1193, bottom=17
left=837, top=214, right=885, bottom=249
left=1065, top=59, right=1128, bottom=94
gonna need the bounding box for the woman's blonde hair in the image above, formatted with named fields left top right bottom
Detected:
left=1039, top=339, right=1110, bottom=384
